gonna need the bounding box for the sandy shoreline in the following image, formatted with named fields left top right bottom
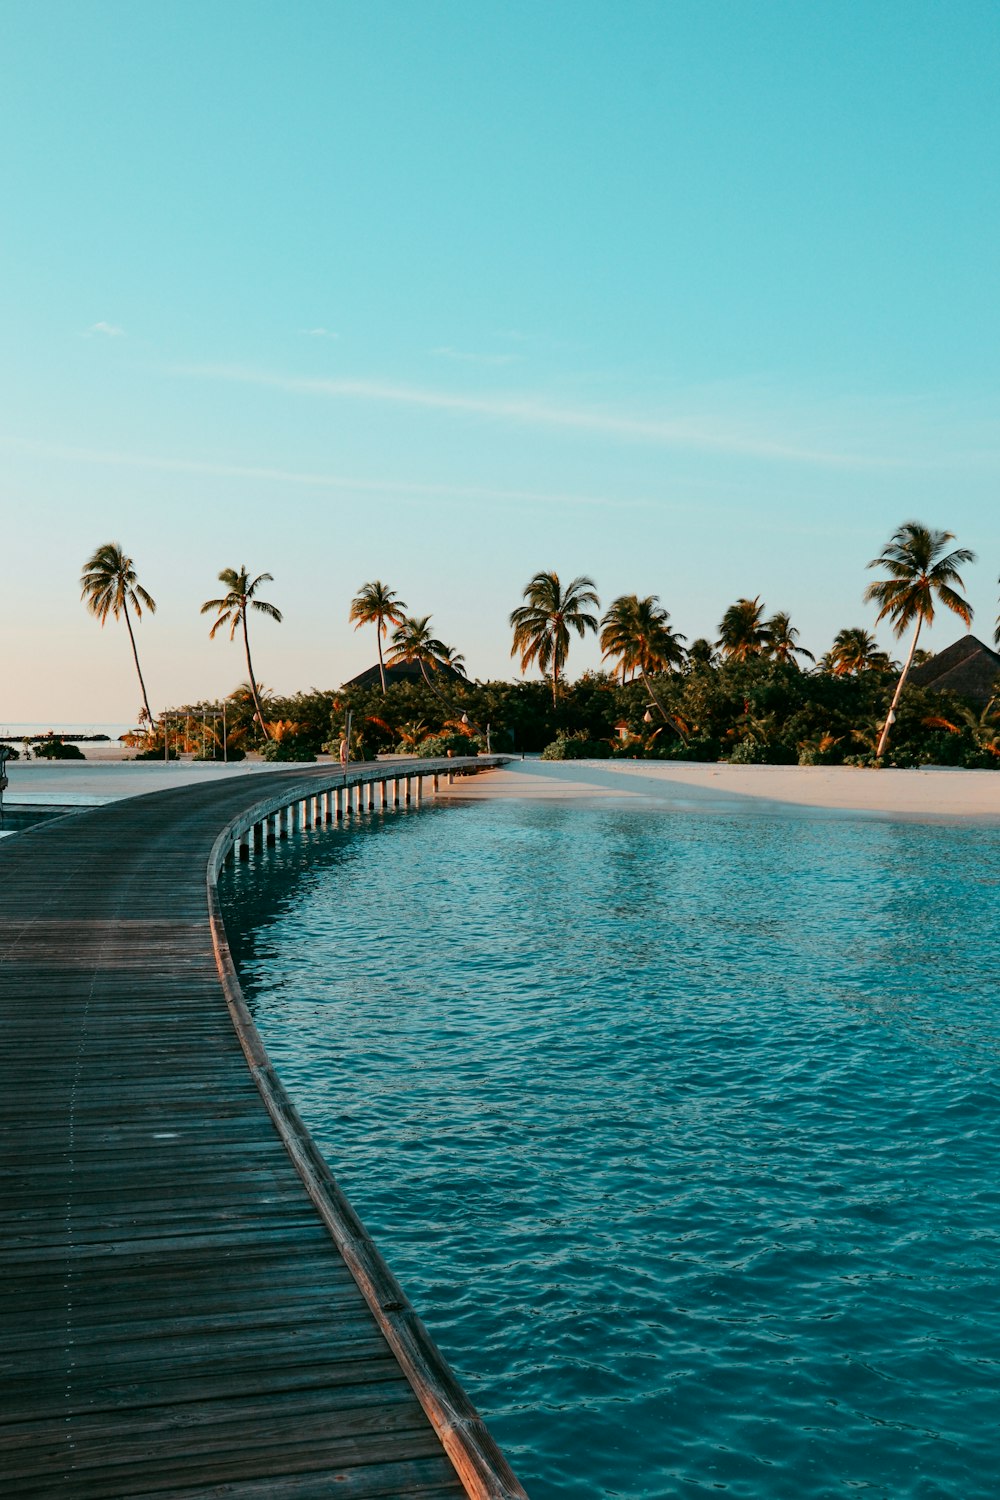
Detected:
left=437, top=758, right=1000, bottom=824
left=3, top=754, right=999, bottom=825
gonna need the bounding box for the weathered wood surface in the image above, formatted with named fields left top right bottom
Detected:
left=0, top=762, right=525, bottom=1499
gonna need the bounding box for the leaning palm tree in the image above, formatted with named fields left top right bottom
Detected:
left=201, top=567, right=282, bottom=741
left=388, top=617, right=484, bottom=734
left=821, top=627, right=892, bottom=676
left=510, top=571, right=600, bottom=705
left=600, top=595, right=644, bottom=684
left=864, top=521, right=975, bottom=758
left=717, top=597, right=769, bottom=661
left=386, top=614, right=453, bottom=707
left=80, top=542, right=156, bottom=726
left=600, top=595, right=687, bottom=729
left=765, top=611, right=815, bottom=667
left=436, top=643, right=468, bottom=677
left=349, top=581, right=407, bottom=695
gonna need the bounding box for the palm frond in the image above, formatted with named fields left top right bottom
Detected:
left=251, top=599, right=284, bottom=622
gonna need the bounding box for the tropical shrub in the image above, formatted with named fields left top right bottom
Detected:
left=728, top=736, right=796, bottom=765
left=158, top=653, right=1000, bottom=773
left=797, top=733, right=845, bottom=766
left=412, top=732, right=482, bottom=758
left=261, top=736, right=317, bottom=762
left=669, top=734, right=720, bottom=762
left=32, top=738, right=85, bottom=760
left=541, top=732, right=611, bottom=760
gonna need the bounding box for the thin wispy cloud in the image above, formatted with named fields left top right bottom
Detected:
left=170, top=361, right=889, bottom=468
left=85, top=321, right=125, bottom=338
left=431, top=345, right=520, bottom=367
left=0, top=433, right=651, bottom=511
left=302, top=327, right=338, bottom=339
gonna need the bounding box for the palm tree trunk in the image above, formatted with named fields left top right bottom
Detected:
left=419, top=660, right=454, bottom=715
left=241, top=609, right=271, bottom=741
left=377, top=624, right=388, bottom=696
left=875, top=618, right=922, bottom=758
left=640, top=668, right=686, bottom=742
left=122, top=601, right=154, bottom=727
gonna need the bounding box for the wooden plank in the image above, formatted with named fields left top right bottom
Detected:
left=0, top=762, right=523, bottom=1499
left=151, top=1456, right=465, bottom=1500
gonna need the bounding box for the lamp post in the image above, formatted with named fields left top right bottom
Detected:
left=0, top=744, right=9, bottom=828
left=342, top=710, right=352, bottom=781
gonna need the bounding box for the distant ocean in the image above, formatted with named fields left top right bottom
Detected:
left=0, top=722, right=133, bottom=742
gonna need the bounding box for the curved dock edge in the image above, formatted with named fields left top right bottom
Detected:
left=206, top=766, right=528, bottom=1500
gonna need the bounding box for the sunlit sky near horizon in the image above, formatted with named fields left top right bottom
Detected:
left=3, top=0, right=999, bottom=726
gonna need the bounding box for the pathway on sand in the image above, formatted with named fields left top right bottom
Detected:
left=0, top=764, right=521, bottom=1499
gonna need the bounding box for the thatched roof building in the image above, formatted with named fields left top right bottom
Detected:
left=908, top=634, right=1000, bottom=704
left=342, top=661, right=468, bottom=690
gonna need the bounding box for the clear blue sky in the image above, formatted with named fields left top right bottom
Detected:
left=3, top=0, right=998, bottom=724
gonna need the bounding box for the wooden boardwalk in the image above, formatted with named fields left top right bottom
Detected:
left=0, top=764, right=524, bottom=1499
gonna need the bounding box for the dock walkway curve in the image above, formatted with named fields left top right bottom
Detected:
left=0, top=757, right=526, bottom=1499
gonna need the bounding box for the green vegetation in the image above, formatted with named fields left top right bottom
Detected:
left=30, top=737, right=86, bottom=760
left=93, top=519, right=997, bottom=771
left=158, top=653, right=997, bottom=770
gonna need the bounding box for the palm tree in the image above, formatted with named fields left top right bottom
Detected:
left=600, top=595, right=643, bottom=684
left=687, top=638, right=718, bottom=670
left=765, top=611, right=815, bottom=667
left=821, top=627, right=892, bottom=676
left=436, top=643, right=468, bottom=677
left=80, top=542, right=156, bottom=727
left=600, top=594, right=687, bottom=729
left=717, top=597, right=769, bottom=661
left=201, top=567, right=283, bottom=741
left=995, top=574, right=999, bottom=647
left=388, top=617, right=484, bottom=735
left=386, top=614, right=453, bottom=708
left=349, top=581, right=407, bottom=695
left=510, top=571, right=600, bottom=705
left=864, top=521, right=975, bottom=758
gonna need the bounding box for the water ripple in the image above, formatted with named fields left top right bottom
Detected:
left=221, top=799, right=1000, bottom=1499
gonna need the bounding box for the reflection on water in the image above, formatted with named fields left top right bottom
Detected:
left=221, top=800, right=1000, bottom=1499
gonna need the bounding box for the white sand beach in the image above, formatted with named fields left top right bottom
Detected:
left=4, top=754, right=998, bottom=825
left=437, top=758, right=1000, bottom=824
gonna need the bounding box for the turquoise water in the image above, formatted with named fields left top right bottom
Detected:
left=221, top=797, right=1000, bottom=1498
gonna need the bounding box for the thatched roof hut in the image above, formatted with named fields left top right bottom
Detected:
left=908, top=634, right=1000, bottom=704
left=342, top=661, right=468, bottom=690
